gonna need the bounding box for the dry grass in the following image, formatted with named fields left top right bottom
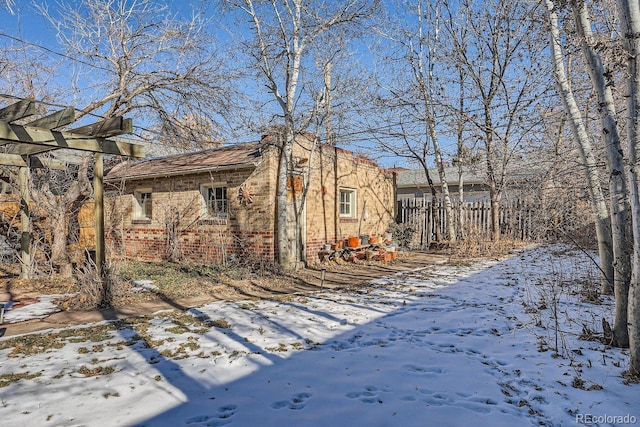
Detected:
left=112, top=259, right=302, bottom=305
left=2, top=237, right=527, bottom=316
left=0, top=275, right=78, bottom=297
left=0, top=371, right=42, bottom=387
left=447, top=233, right=531, bottom=261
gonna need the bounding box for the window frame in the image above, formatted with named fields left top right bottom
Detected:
left=133, top=188, right=153, bottom=220
left=339, top=187, right=357, bottom=218
left=201, top=184, right=228, bottom=218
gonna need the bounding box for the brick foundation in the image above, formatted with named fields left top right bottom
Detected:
left=114, top=227, right=275, bottom=263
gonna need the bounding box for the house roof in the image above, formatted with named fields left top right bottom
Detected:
left=106, top=142, right=263, bottom=181
left=397, top=161, right=542, bottom=190
left=396, top=166, right=486, bottom=188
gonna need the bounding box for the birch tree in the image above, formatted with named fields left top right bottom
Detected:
left=543, top=0, right=615, bottom=319
left=225, top=0, right=377, bottom=269
left=615, top=0, right=640, bottom=375
left=372, top=0, right=456, bottom=241
left=568, top=0, right=631, bottom=346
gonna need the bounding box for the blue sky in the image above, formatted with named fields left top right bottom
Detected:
left=0, top=1, right=509, bottom=169
left=0, top=1, right=399, bottom=162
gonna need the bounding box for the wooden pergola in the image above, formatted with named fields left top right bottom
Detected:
left=0, top=99, right=145, bottom=278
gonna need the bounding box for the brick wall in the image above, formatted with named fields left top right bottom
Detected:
left=294, top=142, right=395, bottom=261
left=107, top=161, right=277, bottom=263
left=106, top=139, right=394, bottom=265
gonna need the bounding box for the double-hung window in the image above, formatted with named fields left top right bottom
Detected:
left=339, top=188, right=356, bottom=218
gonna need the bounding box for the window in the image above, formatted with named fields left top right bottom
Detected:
left=134, top=190, right=152, bottom=220
left=339, top=188, right=356, bottom=217
left=202, top=185, right=228, bottom=218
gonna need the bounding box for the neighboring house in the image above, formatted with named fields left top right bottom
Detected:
left=396, top=164, right=538, bottom=203
left=396, top=166, right=489, bottom=202
left=105, top=132, right=395, bottom=264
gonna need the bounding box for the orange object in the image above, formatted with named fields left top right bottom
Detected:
left=369, top=236, right=379, bottom=244
left=348, top=236, right=360, bottom=247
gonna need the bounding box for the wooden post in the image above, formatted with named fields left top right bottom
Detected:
left=19, top=163, right=30, bottom=279
left=94, top=153, right=105, bottom=275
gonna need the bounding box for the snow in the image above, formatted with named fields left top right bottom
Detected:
left=1, top=295, right=66, bottom=323
left=0, top=244, right=638, bottom=427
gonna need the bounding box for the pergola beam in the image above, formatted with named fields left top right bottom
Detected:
left=72, top=116, right=133, bottom=137
left=4, top=144, right=59, bottom=156
left=0, top=154, right=67, bottom=170
left=0, top=99, right=36, bottom=122
left=26, top=106, right=75, bottom=129
left=0, top=121, right=145, bottom=158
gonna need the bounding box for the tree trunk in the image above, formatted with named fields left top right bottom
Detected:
left=276, top=130, right=294, bottom=269
left=571, top=0, right=630, bottom=346
left=29, top=156, right=92, bottom=271
left=456, top=67, right=466, bottom=240
left=489, top=184, right=501, bottom=242
left=615, top=0, right=640, bottom=373
left=430, top=122, right=456, bottom=242
left=419, top=163, right=442, bottom=243
left=458, top=169, right=465, bottom=239
left=544, top=0, right=615, bottom=294
left=50, top=209, right=69, bottom=266
left=483, top=102, right=501, bottom=242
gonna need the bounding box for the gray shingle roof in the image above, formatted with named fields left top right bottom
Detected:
left=396, top=166, right=486, bottom=188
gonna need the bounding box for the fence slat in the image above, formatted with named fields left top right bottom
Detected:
left=396, top=198, right=538, bottom=247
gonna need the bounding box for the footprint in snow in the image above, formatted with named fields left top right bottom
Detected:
left=420, top=391, right=495, bottom=414
left=185, top=404, right=237, bottom=426
left=403, top=364, right=444, bottom=375
left=271, top=392, right=312, bottom=410
left=346, top=385, right=386, bottom=404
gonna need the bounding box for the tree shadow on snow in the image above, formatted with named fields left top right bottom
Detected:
left=123, top=250, right=560, bottom=426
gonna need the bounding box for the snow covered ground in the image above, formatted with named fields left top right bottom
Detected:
left=1, top=294, right=67, bottom=323
left=0, top=244, right=637, bottom=426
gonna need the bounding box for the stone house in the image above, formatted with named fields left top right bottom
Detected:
left=105, top=133, right=395, bottom=264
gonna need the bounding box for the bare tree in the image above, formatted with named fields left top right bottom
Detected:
left=38, top=0, right=237, bottom=134
left=615, top=0, right=640, bottom=375
left=27, top=0, right=237, bottom=266
left=548, top=0, right=640, bottom=372
left=543, top=0, right=615, bottom=312
left=441, top=0, right=549, bottom=241
left=568, top=0, right=631, bottom=345
left=371, top=0, right=456, bottom=242
left=225, top=0, right=378, bottom=269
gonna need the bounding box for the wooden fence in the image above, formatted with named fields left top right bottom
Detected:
left=396, top=198, right=536, bottom=248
